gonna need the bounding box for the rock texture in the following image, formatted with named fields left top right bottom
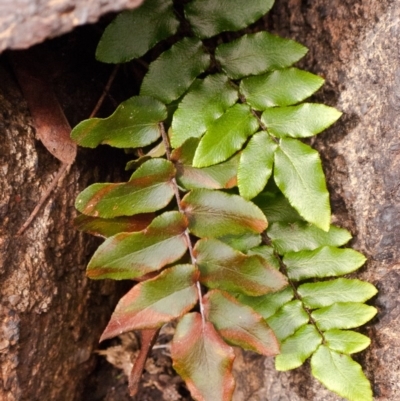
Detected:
left=0, top=31, right=130, bottom=401
left=0, top=0, right=142, bottom=52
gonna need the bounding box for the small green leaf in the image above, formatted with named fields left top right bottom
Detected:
left=140, top=38, right=210, bottom=104
left=125, top=141, right=166, bottom=171
left=247, top=245, right=280, bottom=270
left=71, top=96, right=167, bottom=148
left=274, top=138, right=331, bottom=230
left=171, top=138, right=239, bottom=190
left=262, top=103, right=342, bottom=138
left=193, top=104, right=259, bottom=168
left=172, top=313, right=236, bottom=401
left=125, top=158, right=149, bottom=172
left=86, top=212, right=188, bottom=280
left=100, top=264, right=198, bottom=340
left=181, top=189, right=268, bottom=238
left=240, top=68, right=325, bottom=109
left=253, top=191, right=303, bottom=223
left=267, top=221, right=352, bottom=253
left=184, top=0, right=274, bottom=39
left=275, top=324, right=322, bottom=371
left=74, top=213, right=154, bottom=237
left=311, top=345, right=373, bottom=401
left=284, top=246, right=367, bottom=281
left=216, top=32, right=307, bottom=79
left=171, top=74, right=238, bottom=148
left=238, top=286, right=294, bottom=320
left=324, top=329, right=371, bottom=354
left=266, top=300, right=309, bottom=341
left=95, top=0, right=179, bottom=63
left=204, top=290, right=280, bottom=356
left=75, top=159, right=175, bottom=218
left=238, top=132, right=277, bottom=199
left=311, top=302, right=377, bottom=331
left=164, top=79, right=202, bottom=126
left=217, top=233, right=261, bottom=252
left=194, top=238, right=288, bottom=296
left=298, top=279, right=378, bottom=308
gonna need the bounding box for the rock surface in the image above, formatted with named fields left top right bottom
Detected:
left=0, top=29, right=130, bottom=400
left=0, top=0, right=142, bottom=52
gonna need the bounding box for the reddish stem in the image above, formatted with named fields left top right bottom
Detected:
left=159, top=123, right=205, bottom=323
left=89, top=65, right=120, bottom=118
left=128, top=328, right=160, bottom=396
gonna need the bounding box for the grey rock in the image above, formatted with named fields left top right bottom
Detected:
left=0, top=0, right=143, bottom=52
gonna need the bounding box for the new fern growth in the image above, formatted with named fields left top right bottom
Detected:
left=71, top=1, right=377, bottom=400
